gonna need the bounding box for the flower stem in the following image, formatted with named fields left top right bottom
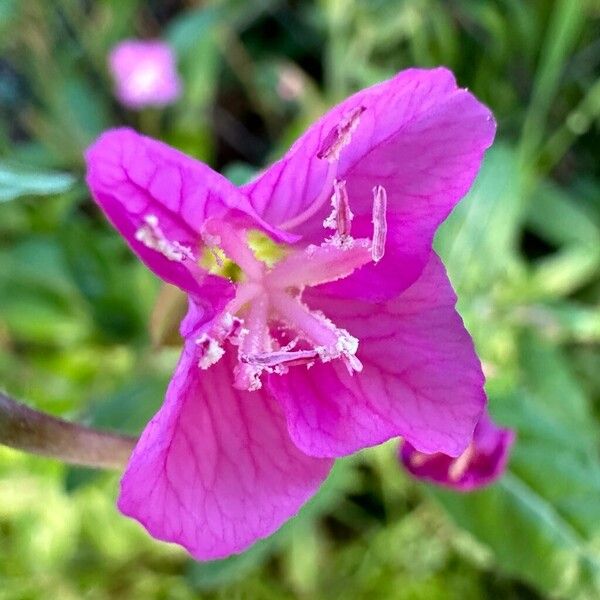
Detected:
left=0, top=391, right=136, bottom=470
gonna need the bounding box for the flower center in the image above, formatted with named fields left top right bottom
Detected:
left=134, top=104, right=388, bottom=392
left=196, top=177, right=387, bottom=391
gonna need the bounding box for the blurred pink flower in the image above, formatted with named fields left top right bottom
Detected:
left=109, top=39, right=181, bottom=109
left=85, top=68, right=496, bottom=560
left=400, top=410, right=515, bottom=490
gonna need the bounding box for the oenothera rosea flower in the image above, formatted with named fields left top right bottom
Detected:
left=85, top=68, right=496, bottom=560
left=400, top=410, right=515, bottom=490
left=109, top=40, right=181, bottom=109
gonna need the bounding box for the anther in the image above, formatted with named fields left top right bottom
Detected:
left=323, top=179, right=353, bottom=241
left=280, top=108, right=365, bottom=232
left=448, top=443, right=476, bottom=482
left=242, top=348, right=319, bottom=368
left=135, top=214, right=195, bottom=262
left=196, top=335, right=226, bottom=369
left=371, top=185, right=387, bottom=263
left=317, top=105, right=366, bottom=163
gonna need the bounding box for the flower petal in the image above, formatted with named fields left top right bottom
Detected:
left=85, top=128, right=293, bottom=333
left=118, top=343, right=332, bottom=560
left=243, top=68, right=495, bottom=300
left=268, top=252, right=486, bottom=458
left=399, top=410, right=515, bottom=490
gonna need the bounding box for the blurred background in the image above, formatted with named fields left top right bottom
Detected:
left=1, top=0, right=600, bottom=598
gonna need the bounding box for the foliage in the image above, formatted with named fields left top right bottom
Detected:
left=1, top=0, right=600, bottom=598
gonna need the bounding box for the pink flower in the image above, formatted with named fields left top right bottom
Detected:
left=85, top=68, right=495, bottom=560
left=399, top=410, right=515, bottom=490
left=109, top=40, right=181, bottom=109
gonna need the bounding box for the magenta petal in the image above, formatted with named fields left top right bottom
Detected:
left=268, top=253, right=486, bottom=458
left=118, top=344, right=332, bottom=560
left=85, top=128, right=289, bottom=332
left=399, top=411, right=515, bottom=490
left=243, top=68, right=495, bottom=300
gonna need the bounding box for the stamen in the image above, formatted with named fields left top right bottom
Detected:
left=371, top=185, right=387, bottom=263
left=323, top=179, right=353, bottom=241
left=195, top=312, right=243, bottom=370
left=317, top=105, right=366, bottom=163
left=196, top=335, right=226, bottom=369
left=279, top=107, right=365, bottom=232
left=224, top=282, right=262, bottom=316
left=448, top=443, right=476, bottom=482
left=135, top=214, right=195, bottom=262
left=233, top=295, right=272, bottom=391
left=266, top=240, right=371, bottom=289
left=203, top=221, right=264, bottom=281
left=242, top=348, right=318, bottom=368
left=409, top=451, right=433, bottom=469
left=270, top=292, right=362, bottom=374
left=195, top=283, right=259, bottom=372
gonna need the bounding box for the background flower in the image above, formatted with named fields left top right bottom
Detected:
left=400, top=410, right=515, bottom=491
left=109, top=40, right=181, bottom=109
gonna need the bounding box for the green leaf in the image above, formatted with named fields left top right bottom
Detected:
left=434, top=143, right=523, bottom=295
left=222, top=162, right=258, bottom=186
left=84, top=376, right=168, bottom=436
left=165, top=6, right=222, bottom=55
left=0, top=162, right=76, bottom=202
left=431, top=475, right=600, bottom=598
left=527, top=182, right=600, bottom=247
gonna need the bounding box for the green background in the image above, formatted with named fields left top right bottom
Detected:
left=1, top=0, right=600, bottom=598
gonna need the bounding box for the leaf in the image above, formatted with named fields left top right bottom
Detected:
left=527, top=181, right=600, bottom=247
left=222, top=162, right=258, bottom=186
left=165, top=6, right=222, bottom=55
left=431, top=475, right=600, bottom=599
left=165, top=6, right=222, bottom=160
left=61, top=220, right=153, bottom=342
left=83, top=376, right=168, bottom=436
left=527, top=246, right=600, bottom=298
left=434, top=143, right=523, bottom=295
left=0, top=162, right=76, bottom=202
left=149, top=284, right=188, bottom=348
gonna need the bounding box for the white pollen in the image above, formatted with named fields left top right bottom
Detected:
left=371, top=185, right=388, bottom=263
left=135, top=214, right=194, bottom=262
left=196, top=334, right=225, bottom=369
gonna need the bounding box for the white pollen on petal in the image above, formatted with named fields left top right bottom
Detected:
left=305, top=244, right=319, bottom=257
left=135, top=214, right=195, bottom=262
left=317, top=105, right=366, bottom=163
left=323, top=179, right=354, bottom=247
left=371, top=185, right=388, bottom=263
left=196, top=334, right=226, bottom=369
left=335, top=330, right=359, bottom=356
left=233, top=363, right=264, bottom=391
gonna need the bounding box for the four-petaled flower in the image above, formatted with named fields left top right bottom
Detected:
left=86, top=67, right=503, bottom=560
left=109, top=39, right=181, bottom=110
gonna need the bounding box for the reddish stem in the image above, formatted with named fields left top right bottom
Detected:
left=0, top=391, right=136, bottom=469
